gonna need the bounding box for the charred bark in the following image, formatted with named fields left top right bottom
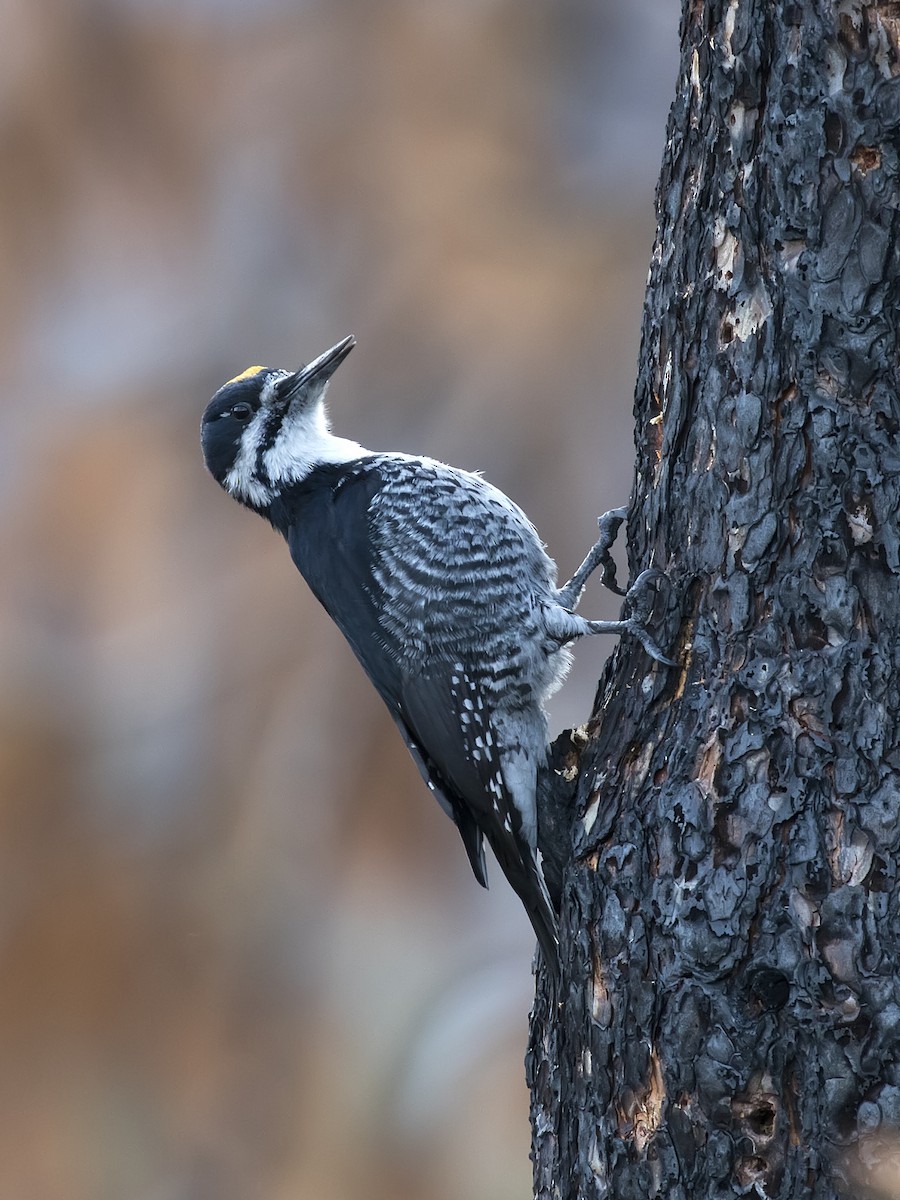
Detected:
left=530, top=3, right=900, bottom=1198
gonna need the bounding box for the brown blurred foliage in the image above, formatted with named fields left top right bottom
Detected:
left=0, top=1, right=675, bottom=1196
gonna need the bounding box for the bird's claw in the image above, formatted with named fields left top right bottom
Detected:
left=625, top=618, right=677, bottom=667
left=595, top=507, right=628, bottom=597
left=622, top=569, right=677, bottom=666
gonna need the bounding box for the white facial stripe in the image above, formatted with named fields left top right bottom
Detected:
left=261, top=400, right=366, bottom=486
left=224, top=405, right=274, bottom=505
left=221, top=373, right=286, bottom=505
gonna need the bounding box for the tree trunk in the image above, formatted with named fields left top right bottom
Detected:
left=529, top=3, right=900, bottom=1198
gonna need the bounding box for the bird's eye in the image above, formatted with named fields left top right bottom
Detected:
left=230, top=402, right=253, bottom=422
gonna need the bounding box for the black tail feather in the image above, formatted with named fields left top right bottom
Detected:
left=485, top=831, right=560, bottom=984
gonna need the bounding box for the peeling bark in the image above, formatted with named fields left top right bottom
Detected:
left=530, top=3, right=900, bottom=1198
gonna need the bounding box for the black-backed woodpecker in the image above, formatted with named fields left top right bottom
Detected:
left=201, top=336, right=673, bottom=978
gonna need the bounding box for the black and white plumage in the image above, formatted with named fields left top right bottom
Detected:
left=201, top=336, right=672, bottom=978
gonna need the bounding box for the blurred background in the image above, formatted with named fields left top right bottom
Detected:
left=0, top=1, right=677, bottom=1196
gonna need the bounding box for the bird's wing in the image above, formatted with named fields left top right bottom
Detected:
left=285, top=459, right=559, bottom=968
left=284, top=463, right=491, bottom=884
left=400, top=656, right=559, bottom=971
left=384, top=707, right=488, bottom=887
left=399, top=660, right=526, bottom=841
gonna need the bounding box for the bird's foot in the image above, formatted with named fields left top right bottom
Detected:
left=587, top=568, right=677, bottom=666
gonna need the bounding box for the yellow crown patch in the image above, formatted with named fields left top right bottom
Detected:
left=225, top=365, right=266, bottom=386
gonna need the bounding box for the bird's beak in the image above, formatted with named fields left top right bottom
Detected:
left=278, top=335, right=356, bottom=406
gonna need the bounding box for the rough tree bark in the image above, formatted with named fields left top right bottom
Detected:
left=529, top=3, right=900, bottom=1198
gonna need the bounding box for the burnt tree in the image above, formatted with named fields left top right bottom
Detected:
left=529, top=3, right=900, bottom=1198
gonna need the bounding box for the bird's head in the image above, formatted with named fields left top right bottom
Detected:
left=201, top=334, right=357, bottom=510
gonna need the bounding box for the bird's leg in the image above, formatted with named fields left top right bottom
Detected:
left=556, top=506, right=628, bottom=611
left=548, top=569, right=675, bottom=665
left=584, top=569, right=676, bottom=665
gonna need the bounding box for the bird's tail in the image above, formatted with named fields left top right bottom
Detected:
left=486, top=833, right=560, bottom=985
left=523, top=869, right=561, bottom=987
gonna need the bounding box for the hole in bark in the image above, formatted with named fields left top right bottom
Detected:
left=735, top=1155, right=769, bottom=1185
left=747, top=965, right=790, bottom=1010
left=713, top=804, right=741, bottom=867
left=835, top=1095, right=863, bottom=1139
left=824, top=111, right=845, bottom=154
left=849, top=1011, right=871, bottom=1040
left=747, top=1104, right=776, bottom=1138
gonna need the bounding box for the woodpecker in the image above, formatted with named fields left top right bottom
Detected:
left=201, top=335, right=672, bottom=978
